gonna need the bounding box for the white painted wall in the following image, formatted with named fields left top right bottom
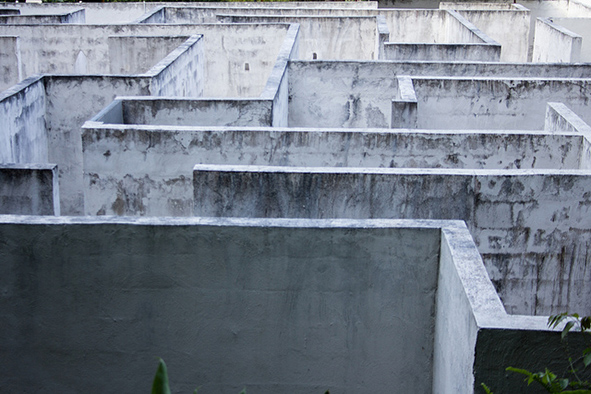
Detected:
left=533, top=18, right=582, bottom=63
left=551, top=17, right=591, bottom=62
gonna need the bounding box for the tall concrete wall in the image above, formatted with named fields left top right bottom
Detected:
left=44, top=76, right=151, bottom=215
left=411, top=77, right=591, bottom=130
left=288, top=62, right=591, bottom=129
left=81, top=125, right=583, bottom=217
left=533, top=18, right=582, bottom=63
left=217, top=14, right=378, bottom=60
left=0, top=163, right=59, bottom=215
left=0, top=76, right=47, bottom=163
left=451, top=8, right=530, bottom=62
left=192, top=166, right=591, bottom=316
left=145, top=35, right=204, bottom=98
left=0, top=23, right=288, bottom=97
left=0, top=36, right=22, bottom=93
left=108, top=35, right=189, bottom=75
left=0, top=216, right=441, bottom=393
left=551, top=17, right=591, bottom=62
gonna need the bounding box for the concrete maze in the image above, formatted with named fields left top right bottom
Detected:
left=1, top=1, right=591, bottom=392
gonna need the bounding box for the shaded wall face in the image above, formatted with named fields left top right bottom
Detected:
left=0, top=219, right=441, bottom=393
left=192, top=168, right=591, bottom=316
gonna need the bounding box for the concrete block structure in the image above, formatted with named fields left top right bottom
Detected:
left=1, top=1, right=591, bottom=393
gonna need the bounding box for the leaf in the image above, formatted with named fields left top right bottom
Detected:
left=549, top=313, right=568, bottom=329
left=584, top=351, right=591, bottom=368
left=480, top=382, right=494, bottom=394
left=151, top=358, right=172, bottom=394
left=581, top=316, right=591, bottom=331
left=563, top=321, right=575, bottom=340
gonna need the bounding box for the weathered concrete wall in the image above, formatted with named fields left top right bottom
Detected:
left=44, top=75, right=151, bottom=215
left=217, top=14, right=377, bottom=60
left=0, top=35, right=22, bottom=92
left=533, top=18, right=582, bottom=63
left=193, top=166, right=591, bottom=316
left=288, top=61, right=399, bottom=128
left=0, top=23, right=288, bottom=97
left=0, top=216, right=440, bottom=393
left=545, top=102, right=591, bottom=170
left=0, top=76, right=47, bottom=163
left=452, top=7, right=530, bottom=62
left=288, top=61, right=591, bottom=129
left=81, top=124, right=583, bottom=217
left=383, top=42, right=500, bottom=61
left=411, top=77, right=591, bottom=130
left=145, top=35, right=205, bottom=98
left=0, top=8, right=20, bottom=15
left=0, top=164, right=59, bottom=215
left=261, top=24, right=300, bottom=128
left=104, top=97, right=273, bottom=127
left=551, top=17, right=591, bottom=62
left=0, top=8, right=85, bottom=24
left=108, top=35, right=189, bottom=75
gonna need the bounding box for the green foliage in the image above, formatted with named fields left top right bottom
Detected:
left=152, top=359, right=172, bottom=394
left=481, top=382, right=494, bottom=394
left=484, top=313, right=591, bottom=393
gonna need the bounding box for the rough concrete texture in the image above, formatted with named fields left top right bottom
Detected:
left=0, top=216, right=445, bottom=393
left=0, top=164, right=59, bottom=215
left=3, top=1, right=591, bottom=392
left=533, top=17, right=582, bottom=63
left=192, top=166, right=591, bottom=316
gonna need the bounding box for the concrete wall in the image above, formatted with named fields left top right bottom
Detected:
left=0, top=23, right=288, bottom=97
left=288, top=61, right=399, bottom=128
left=0, top=8, right=85, bottom=24
left=0, top=163, right=59, bottom=215
left=144, top=35, right=205, bottom=98
left=533, top=18, right=582, bottom=63
left=0, top=35, right=22, bottom=92
left=81, top=124, right=583, bottom=217
left=260, top=24, right=300, bottom=128
left=43, top=76, right=151, bottom=215
left=383, top=42, right=500, bottom=61
left=410, top=77, right=591, bottom=130
left=3, top=34, right=203, bottom=216
left=288, top=61, right=591, bottom=129
left=217, top=14, right=378, bottom=60
left=551, top=17, right=591, bottom=62
left=100, top=97, right=273, bottom=127
left=108, top=35, right=190, bottom=75
left=451, top=7, right=530, bottom=62
left=192, top=165, right=591, bottom=316
left=544, top=101, right=591, bottom=169
left=0, top=216, right=441, bottom=393
left=0, top=76, right=47, bottom=163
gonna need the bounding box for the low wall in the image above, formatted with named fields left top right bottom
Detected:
left=98, top=97, right=273, bottom=127
left=383, top=42, right=500, bottom=61
left=0, top=216, right=444, bottom=393
left=0, top=76, right=47, bottom=163
left=108, top=35, right=189, bottom=75
left=551, top=17, right=591, bottom=62
left=0, top=35, right=21, bottom=92
left=216, top=14, right=378, bottom=60
left=0, top=8, right=85, bottom=24
left=544, top=102, right=591, bottom=170
left=533, top=18, right=582, bottom=63
left=192, top=165, right=591, bottom=316
left=0, top=163, right=59, bottom=215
